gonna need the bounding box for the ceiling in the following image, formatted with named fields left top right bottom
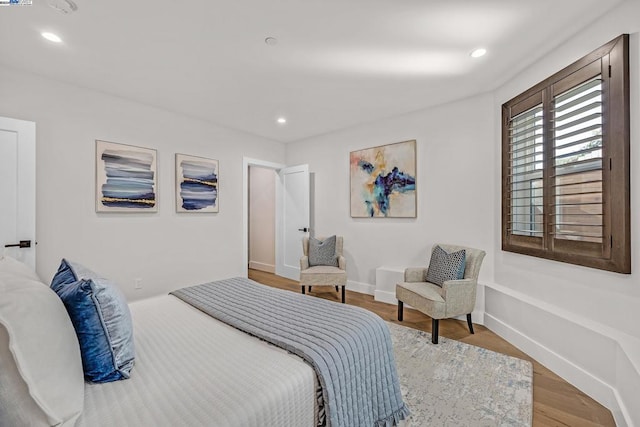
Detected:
left=0, top=0, right=623, bottom=143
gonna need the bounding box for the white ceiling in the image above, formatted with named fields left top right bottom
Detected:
left=0, top=0, right=623, bottom=143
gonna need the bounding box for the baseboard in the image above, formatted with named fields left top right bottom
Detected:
left=374, top=289, right=397, bottom=305
left=248, top=261, right=275, bottom=273
left=347, top=280, right=375, bottom=295
left=484, top=284, right=638, bottom=427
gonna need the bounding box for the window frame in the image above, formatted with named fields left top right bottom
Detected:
left=501, top=34, right=630, bottom=273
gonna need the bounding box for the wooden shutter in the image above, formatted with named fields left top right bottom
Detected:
left=501, top=34, right=629, bottom=273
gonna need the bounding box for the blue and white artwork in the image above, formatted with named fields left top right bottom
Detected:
left=350, top=140, right=416, bottom=218
left=96, top=140, right=157, bottom=212
left=175, top=154, right=219, bottom=213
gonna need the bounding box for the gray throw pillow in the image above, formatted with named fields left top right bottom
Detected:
left=426, top=245, right=466, bottom=287
left=308, top=236, right=339, bottom=267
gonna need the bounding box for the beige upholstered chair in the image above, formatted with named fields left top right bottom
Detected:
left=396, top=243, right=486, bottom=344
left=299, top=236, right=347, bottom=303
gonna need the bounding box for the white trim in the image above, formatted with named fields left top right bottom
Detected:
left=483, top=282, right=638, bottom=427
left=346, top=280, right=375, bottom=295
left=374, top=289, right=398, bottom=305
left=242, top=157, right=286, bottom=278
left=248, top=261, right=275, bottom=273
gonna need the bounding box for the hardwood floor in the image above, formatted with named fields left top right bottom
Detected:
left=248, top=269, right=615, bottom=427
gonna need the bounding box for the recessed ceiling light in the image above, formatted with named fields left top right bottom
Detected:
left=470, top=48, right=487, bottom=58
left=277, top=117, right=287, bottom=124
left=41, top=32, right=62, bottom=43
left=265, top=37, right=278, bottom=46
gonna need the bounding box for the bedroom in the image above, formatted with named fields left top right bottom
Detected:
left=0, top=0, right=638, bottom=426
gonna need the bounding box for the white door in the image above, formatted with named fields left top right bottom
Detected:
left=0, top=117, right=36, bottom=269
left=275, top=164, right=310, bottom=280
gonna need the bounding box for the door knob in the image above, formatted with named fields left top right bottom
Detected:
left=297, top=228, right=309, bottom=232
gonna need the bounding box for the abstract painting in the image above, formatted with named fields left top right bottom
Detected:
left=350, top=140, right=416, bottom=218
left=175, top=154, right=219, bottom=213
left=95, top=140, right=157, bottom=212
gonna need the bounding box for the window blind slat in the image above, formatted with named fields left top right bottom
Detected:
left=553, top=146, right=602, bottom=162
left=554, top=112, right=602, bottom=133
left=510, top=125, right=543, bottom=141
left=554, top=91, right=601, bottom=115
left=554, top=78, right=602, bottom=103
left=554, top=123, right=601, bottom=141
left=554, top=134, right=601, bottom=151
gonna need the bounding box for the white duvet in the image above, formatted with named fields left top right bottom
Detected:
left=76, top=295, right=317, bottom=427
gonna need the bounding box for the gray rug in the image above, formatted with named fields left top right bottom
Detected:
left=388, top=322, right=533, bottom=427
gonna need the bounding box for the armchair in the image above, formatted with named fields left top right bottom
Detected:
left=396, top=243, right=485, bottom=344
left=299, top=236, right=347, bottom=303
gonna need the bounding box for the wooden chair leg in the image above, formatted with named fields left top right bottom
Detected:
left=301, top=286, right=305, bottom=295
left=335, top=285, right=339, bottom=292
left=397, top=301, right=403, bottom=321
left=432, top=318, right=439, bottom=344
left=309, top=286, right=312, bottom=292
left=467, top=313, right=474, bottom=334
left=341, top=286, right=345, bottom=303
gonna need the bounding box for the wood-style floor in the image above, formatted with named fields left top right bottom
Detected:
left=248, top=269, right=615, bottom=427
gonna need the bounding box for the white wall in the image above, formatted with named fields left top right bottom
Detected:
left=490, top=2, right=640, bottom=424
left=0, top=65, right=285, bottom=301
left=286, top=92, right=496, bottom=299
left=249, top=166, right=276, bottom=272
left=286, top=2, right=640, bottom=424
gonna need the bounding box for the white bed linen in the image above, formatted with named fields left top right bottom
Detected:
left=76, top=295, right=317, bottom=427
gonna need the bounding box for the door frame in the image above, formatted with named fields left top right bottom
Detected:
left=242, top=157, right=286, bottom=278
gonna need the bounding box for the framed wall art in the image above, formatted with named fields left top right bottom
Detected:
left=350, top=139, right=416, bottom=218
left=175, top=153, right=219, bottom=213
left=95, top=140, right=157, bottom=212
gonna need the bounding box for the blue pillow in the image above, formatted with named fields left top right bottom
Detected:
left=51, top=259, right=135, bottom=383
left=425, top=246, right=466, bottom=287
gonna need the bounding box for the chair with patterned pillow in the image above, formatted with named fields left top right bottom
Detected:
left=299, top=235, right=347, bottom=303
left=396, top=243, right=486, bottom=344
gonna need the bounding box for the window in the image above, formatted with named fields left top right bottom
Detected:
left=502, top=35, right=630, bottom=273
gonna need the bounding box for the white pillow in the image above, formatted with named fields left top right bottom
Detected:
left=0, top=323, right=50, bottom=426
left=0, top=255, right=42, bottom=282
left=0, top=276, right=84, bottom=427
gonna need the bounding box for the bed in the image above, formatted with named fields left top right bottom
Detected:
left=0, top=256, right=408, bottom=427
left=78, top=294, right=318, bottom=426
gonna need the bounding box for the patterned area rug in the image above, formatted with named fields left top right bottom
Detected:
left=388, top=322, right=533, bottom=426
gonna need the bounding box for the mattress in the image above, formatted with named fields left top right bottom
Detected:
left=76, top=295, right=317, bottom=427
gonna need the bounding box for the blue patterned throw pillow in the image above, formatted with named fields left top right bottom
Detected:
left=51, top=259, right=135, bottom=383
left=308, top=235, right=339, bottom=267
left=425, top=246, right=466, bottom=287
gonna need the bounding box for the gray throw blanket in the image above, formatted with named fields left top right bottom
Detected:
left=170, top=277, right=409, bottom=427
